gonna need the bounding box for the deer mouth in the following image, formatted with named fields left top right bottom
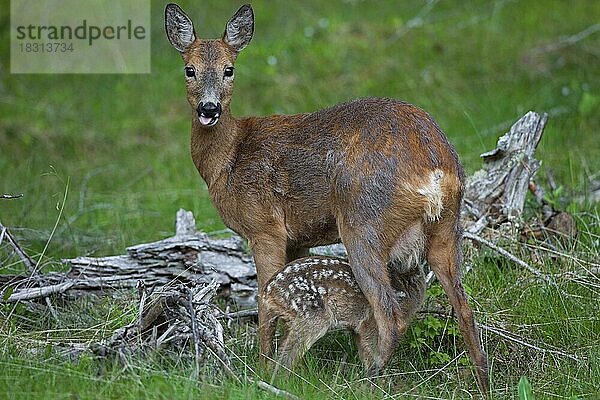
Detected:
left=199, top=114, right=219, bottom=126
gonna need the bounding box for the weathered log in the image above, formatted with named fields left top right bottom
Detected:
left=3, top=210, right=257, bottom=306
left=463, top=111, right=548, bottom=225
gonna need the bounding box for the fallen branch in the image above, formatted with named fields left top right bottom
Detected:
left=530, top=23, right=600, bottom=55
left=1, top=210, right=258, bottom=306
left=463, top=231, right=551, bottom=284
left=421, top=309, right=581, bottom=363
left=219, top=308, right=258, bottom=320
left=89, top=280, right=297, bottom=392
left=255, top=380, right=300, bottom=400
left=1, top=193, right=23, bottom=199
left=479, top=323, right=581, bottom=363
left=7, top=281, right=75, bottom=302
left=0, top=222, right=36, bottom=272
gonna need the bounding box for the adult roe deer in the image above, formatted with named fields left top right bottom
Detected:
left=165, top=3, right=489, bottom=393
left=263, top=256, right=425, bottom=376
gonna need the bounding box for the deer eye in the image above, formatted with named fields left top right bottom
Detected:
left=224, top=66, right=234, bottom=78
left=184, top=66, right=195, bottom=78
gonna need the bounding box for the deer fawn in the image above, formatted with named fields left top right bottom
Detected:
left=165, top=3, right=489, bottom=393
left=263, top=256, right=425, bottom=376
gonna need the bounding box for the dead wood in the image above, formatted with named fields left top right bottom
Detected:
left=88, top=280, right=234, bottom=376
left=1, top=210, right=257, bottom=306
left=463, top=231, right=552, bottom=284
left=0, top=222, right=36, bottom=272
left=463, top=111, right=548, bottom=226
left=0, top=193, right=23, bottom=200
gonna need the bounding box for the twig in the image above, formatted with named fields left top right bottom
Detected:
left=192, top=280, right=220, bottom=304
left=255, top=380, right=301, bottom=400
left=466, top=216, right=488, bottom=235
left=388, top=0, right=439, bottom=43
left=156, top=325, right=178, bottom=348
left=425, top=270, right=436, bottom=287
left=218, top=309, right=258, bottom=319
left=6, top=282, right=74, bottom=302
left=203, top=338, right=239, bottom=382
left=181, top=284, right=237, bottom=382
left=184, top=289, right=203, bottom=380
left=419, top=310, right=582, bottom=363
left=463, top=231, right=551, bottom=284
left=401, top=351, right=467, bottom=397
left=523, top=241, right=600, bottom=269
left=45, top=297, right=60, bottom=321
left=0, top=222, right=36, bottom=272
left=192, top=315, right=238, bottom=381
left=1, top=221, right=62, bottom=324
left=553, top=267, right=600, bottom=280
left=479, top=323, right=580, bottom=363
left=0, top=193, right=23, bottom=199
left=530, top=23, right=600, bottom=55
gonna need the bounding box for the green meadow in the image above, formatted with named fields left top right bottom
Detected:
left=1, top=0, right=599, bottom=398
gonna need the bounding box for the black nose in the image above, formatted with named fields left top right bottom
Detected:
left=197, top=102, right=221, bottom=118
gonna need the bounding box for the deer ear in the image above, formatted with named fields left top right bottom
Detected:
left=165, top=3, right=196, bottom=52
left=223, top=4, right=254, bottom=53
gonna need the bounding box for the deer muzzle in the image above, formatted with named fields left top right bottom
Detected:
left=197, top=102, right=221, bottom=127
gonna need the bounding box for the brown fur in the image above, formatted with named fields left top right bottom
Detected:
left=263, top=256, right=425, bottom=375
left=165, top=3, right=489, bottom=394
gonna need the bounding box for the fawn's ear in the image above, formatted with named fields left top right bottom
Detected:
left=165, top=3, right=196, bottom=52
left=223, top=4, right=254, bottom=53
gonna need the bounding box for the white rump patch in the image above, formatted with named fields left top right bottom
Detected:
left=417, top=169, right=444, bottom=221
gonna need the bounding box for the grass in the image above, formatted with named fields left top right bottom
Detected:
left=1, top=0, right=599, bottom=398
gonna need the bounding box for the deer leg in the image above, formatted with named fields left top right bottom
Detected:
left=426, top=224, right=490, bottom=395
left=354, top=317, right=378, bottom=372
left=250, top=234, right=288, bottom=365
left=259, top=308, right=278, bottom=366
left=343, top=236, right=401, bottom=375
left=272, top=319, right=329, bottom=378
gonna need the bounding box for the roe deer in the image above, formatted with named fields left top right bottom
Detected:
left=165, top=3, right=489, bottom=393
left=263, top=256, right=425, bottom=376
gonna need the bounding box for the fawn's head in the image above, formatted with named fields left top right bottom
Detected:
left=165, top=4, right=254, bottom=127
